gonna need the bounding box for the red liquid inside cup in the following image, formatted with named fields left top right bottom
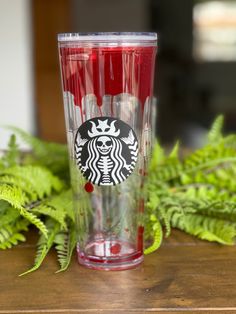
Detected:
left=59, top=46, right=156, bottom=108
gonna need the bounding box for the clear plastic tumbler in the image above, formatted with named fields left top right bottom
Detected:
left=58, top=32, right=157, bottom=270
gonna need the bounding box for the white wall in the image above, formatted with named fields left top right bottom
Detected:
left=0, top=0, right=34, bottom=148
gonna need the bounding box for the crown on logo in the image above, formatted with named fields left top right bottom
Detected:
left=88, top=119, right=120, bottom=138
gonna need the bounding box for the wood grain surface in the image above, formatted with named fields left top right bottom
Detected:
left=0, top=230, right=235, bottom=314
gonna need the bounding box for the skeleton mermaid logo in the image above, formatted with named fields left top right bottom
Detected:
left=75, top=117, right=138, bottom=186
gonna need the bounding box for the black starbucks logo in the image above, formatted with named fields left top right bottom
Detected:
left=74, top=117, right=138, bottom=186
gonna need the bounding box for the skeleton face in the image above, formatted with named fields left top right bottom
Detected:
left=96, top=136, right=112, bottom=155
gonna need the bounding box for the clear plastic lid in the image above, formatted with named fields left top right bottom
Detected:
left=58, top=32, right=157, bottom=47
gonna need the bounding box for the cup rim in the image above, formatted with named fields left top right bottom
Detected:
left=57, top=32, right=157, bottom=44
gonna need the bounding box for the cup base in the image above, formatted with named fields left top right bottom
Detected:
left=77, top=239, right=143, bottom=271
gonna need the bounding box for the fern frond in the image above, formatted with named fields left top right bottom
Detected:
left=171, top=213, right=236, bottom=245
left=7, top=127, right=69, bottom=178
left=31, top=189, right=74, bottom=229
left=0, top=184, right=28, bottom=207
left=0, top=203, right=20, bottom=227
left=20, top=208, right=48, bottom=237
left=149, top=141, right=165, bottom=171
left=223, top=134, right=236, bottom=148
left=150, top=161, right=183, bottom=182
left=156, top=197, right=187, bottom=236
left=0, top=218, right=29, bottom=249
left=0, top=165, right=64, bottom=199
left=184, top=143, right=236, bottom=173
left=0, top=233, right=26, bottom=249
left=144, top=215, right=163, bottom=254
left=168, top=141, right=180, bottom=159
left=0, top=134, right=20, bottom=168
left=32, top=205, right=67, bottom=230
left=20, top=219, right=60, bottom=276
left=188, top=200, right=236, bottom=222
left=31, top=190, right=75, bottom=230
left=0, top=175, right=38, bottom=201
left=54, top=223, right=77, bottom=272
left=178, top=166, right=236, bottom=202
left=0, top=225, right=12, bottom=243
left=158, top=206, right=172, bottom=237
left=46, top=190, right=74, bottom=223
left=207, top=114, right=224, bottom=144
left=149, top=142, right=183, bottom=182
left=0, top=181, right=48, bottom=237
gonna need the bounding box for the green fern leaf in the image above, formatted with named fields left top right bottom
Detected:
left=0, top=233, right=26, bottom=249
left=0, top=183, right=48, bottom=237
left=20, top=208, right=48, bottom=237
left=207, top=114, right=224, bottom=144
left=46, top=190, right=74, bottom=223
left=20, top=219, right=60, bottom=276
left=151, top=161, right=183, bottom=182
left=158, top=205, right=172, bottom=236
left=190, top=200, right=236, bottom=222
left=172, top=213, right=236, bottom=245
left=0, top=134, right=20, bottom=168
left=0, top=219, right=29, bottom=249
left=0, top=184, right=28, bottom=207
left=0, top=203, right=20, bottom=228
left=144, top=215, right=163, bottom=254
left=149, top=141, right=165, bottom=171
left=31, top=189, right=74, bottom=229
left=54, top=223, right=77, bottom=272
left=0, top=175, right=38, bottom=201
left=184, top=144, right=236, bottom=175
left=168, top=141, right=180, bottom=159
left=0, top=165, right=64, bottom=199
left=223, top=134, right=236, bottom=148
left=32, top=204, right=67, bottom=229
left=7, top=127, right=69, bottom=178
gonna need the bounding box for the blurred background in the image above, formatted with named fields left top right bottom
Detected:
left=0, top=0, right=236, bottom=148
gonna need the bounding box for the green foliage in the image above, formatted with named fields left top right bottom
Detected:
left=31, top=190, right=74, bottom=230
left=144, top=214, right=163, bottom=254
left=6, top=126, right=69, bottom=179
left=0, top=164, right=65, bottom=237
left=0, top=134, right=20, bottom=169
left=207, top=114, right=224, bottom=143
left=171, top=212, right=236, bottom=245
left=54, top=223, right=77, bottom=272
left=20, top=219, right=60, bottom=276
left=145, top=115, right=236, bottom=252
left=0, top=202, right=20, bottom=227
left=1, top=115, right=236, bottom=274
left=0, top=184, right=28, bottom=208
left=0, top=219, right=29, bottom=249
left=0, top=201, right=28, bottom=248
left=149, top=141, right=165, bottom=171
left=1, top=165, right=64, bottom=198
left=0, top=133, right=73, bottom=273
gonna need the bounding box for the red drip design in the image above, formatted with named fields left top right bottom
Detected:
left=84, top=182, right=94, bottom=193
left=59, top=46, right=157, bottom=108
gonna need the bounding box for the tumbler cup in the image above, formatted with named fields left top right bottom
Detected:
left=58, top=32, right=157, bottom=270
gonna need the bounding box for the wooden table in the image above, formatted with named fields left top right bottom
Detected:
left=0, top=230, right=235, bottom=314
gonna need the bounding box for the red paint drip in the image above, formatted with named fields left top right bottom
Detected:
left=137, top=226, right=144, bottom=252
left=59, top=46, right=157, bottom=108
left=110, top=243, right=121, bottom=255
left=84, top=182, right=94, bottom=193
left=139, top=198, right=145, bottom=213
